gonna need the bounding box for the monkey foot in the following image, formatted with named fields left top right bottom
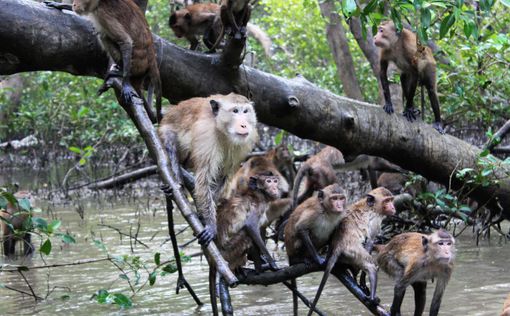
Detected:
left=120, top=82, right=138, bottom=105
left=160, top=184, right=173, bottom=197
left=383, top=103, right=394, bottom=114
left=175, top=275, right=188, bottom=294
left=432, top=122, right=445, bottom=134
left=369, top=296, right=381, bottom=306
left=402, top=107, right=417, bottom=122
left=197, top=225, right=216, bottom=246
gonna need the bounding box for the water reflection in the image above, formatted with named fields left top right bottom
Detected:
left=0, top=196, right=509, bottom=315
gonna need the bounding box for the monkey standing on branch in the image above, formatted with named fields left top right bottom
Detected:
left=70, top=0, right=162, bottom=122
left=375, top=230, right=455, bottom=316
left=291, top=146, right=344, bottom=209
left=374, top=20, right=444, bottom=134
left=158, top=93, right=258, bottom=246
left=169, top=3, right=221, bottom=51
left=307, top=187, right=396, bottom=315
left=0, top=191, right=34, bottom=257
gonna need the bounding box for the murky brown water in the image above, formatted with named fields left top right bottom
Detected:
left=1, top=170, right=510, bottom=315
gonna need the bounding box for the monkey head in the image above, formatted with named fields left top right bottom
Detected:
left=366, top=187, right=396, bottom=216
left=169, top=9, right=192, bottom=38
left=248, top=173, right=281, bottom=200
left=72, top=0, right=99, bottom=15
left=274, top=144, right=291, bottom=163
left=423, top=229, right=455, bottom=264
left=374, top=21, right=399, bottom=49
left=210, top=94, right=258, bottom=145
left=318, top=183, right=347, bottom=215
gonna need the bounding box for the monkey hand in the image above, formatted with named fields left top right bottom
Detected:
left=314, top=256, right=327, bottom=267
left=402, top=107, right=417, bottom=122
left=383, top=103, right=394, bottom=114
left=197, top=224, right=217, bottom=246
left=432, top=122, right=445, bottom=134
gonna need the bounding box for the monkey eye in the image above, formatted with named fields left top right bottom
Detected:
left=447, top=242, right=452, bottom=246
left=233, top=108, right=239, bottom=113
left=243, top=109, right=248, bottom=113
left=438, top=242, right=444, bottom=246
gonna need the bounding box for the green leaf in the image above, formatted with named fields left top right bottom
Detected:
left=79, top=158, right=87, bottom=166
left=18, top=198, right=32, bottom=211
left=154, top=252, right=160, bottom=265
left=112, top=293, right=132, bottom=309
left=69, top=146, right=82, bottom=154
left=274, top=130, right=284, bottom=145
left=60, top=233, right=76, bottom=244
left=480, top=149, right=490, bottom=157
left=420, top=8, right=431, bottom=27
left=92, top=289, right=110, bottom=304
left=362, top=0, right=377, bottom=14
left=60, top=295, right=71, bottom=301
left=32, top=217, right=48, bottom=230
left=0, top=196, right=7, bottom=209
left=342, top=0, right=357, bottom=16
left=162, top=263, right=178, bottom=274
left=47, top=219, right=61, bottom=234
left=440, top=14, right=455, bottom=38
left=93, top=239, right=107, bottom=251
left=149, top=272, right=157, bottom=286
left=40, top=239, right=52, bottom=255
left=119, top=274, right=129, bottom=281
left=501, top=0, right=510, bottom=7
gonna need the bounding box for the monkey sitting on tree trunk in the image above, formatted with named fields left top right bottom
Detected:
left=158, top=93, right=258, bottom=246
left=0, top=191, right=34, bottom=257
left=374, top=20, right=444, bottom=134
left=375, top=230, right=455, bottom=316
left=46, top=0, right=163, bottom=123
left=307, top=187, right=396, bottom=315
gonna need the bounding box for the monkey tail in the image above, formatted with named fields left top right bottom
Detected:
left=246, top=22, right=272, bottom=57
left=149, top=64, right=163, bottom=123
left=307, top=254, right=337, bottom=316
left=291, top=164, right=310, bottom=210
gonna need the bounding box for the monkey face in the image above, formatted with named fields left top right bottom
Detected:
left=374, top=21, right=396, bottom=49
left=215, top=102, right=257, bottom=144
left=429, top=230, right=455, bottom=263
left=169, top=11, right=191, bottom=38
left=382, top=197, right=396, bottom=216
left=263, top=176, right=281, bottom=199
left=329, top=194, right=346, bottom=213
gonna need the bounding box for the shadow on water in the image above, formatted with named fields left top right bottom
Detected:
left=1, top=167, right=510, bottom=315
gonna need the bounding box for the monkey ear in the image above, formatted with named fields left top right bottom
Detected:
left=210, top=100, right=220, bottom=116
left=317, top=190, right=324, bottom=201
left=169, top=14, right=176, bottom=26
left=422, top=236, right=429, bottom=247
left=248, top=176, right=258, bottom=190
left=366, top=194, right=375, bottom=207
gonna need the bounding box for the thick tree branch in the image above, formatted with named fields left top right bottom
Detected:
left=1, top=1, right=509, bottom=215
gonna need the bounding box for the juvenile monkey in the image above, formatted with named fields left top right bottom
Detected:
left=374, top=20, right=444, bottom=134
left=292, top=146, right=344, bottom=209
left=502, top=293, right=510, bottom=316
left=0, top=191, right=34, bottom=256
left=307, top=187, right=396, bottom=315
left=169, top=3, right=221, bottom=51
left=216, top=172, right=281, bottom=272
left=375, top=230, right=455, bottom=316
left=158, top=93, right=258, bottom=246
left=284, top=183, right=348, bottom=266
left=71, top=0, right=162, bottom=122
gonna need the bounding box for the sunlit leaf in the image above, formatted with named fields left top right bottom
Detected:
left=18, top=198, right=31, bottom=211
left=40, top=239, right=52, bottom=255
left=47, top=219, right=61, bottom=234
left=440, top=14, right=455, bottom=38
left=112, top=293, right=132, bottom=309
left=149, top=272, right=157, bottom=286
left=68, top=146, right=81, bottom=154
left=162, top=263, right=178, bottom=274
left=154, top=252, right=160, bottom=265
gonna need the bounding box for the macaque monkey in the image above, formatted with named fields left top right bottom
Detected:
left=266, top=144, right=296, bottom=185
left=377, top=172, right=427, bottom=197
left=71, top=0, right=162, bottom=122
left=158, top=93, right=258, bottom=246
left=292, top=146, right=344, bottom=209
left=501, top=293, right=510, bottom=316
left=169, top=3, right=221, bottom=51
left=217, top=172, right=281, bottom=272
left=307, top=187, right=396, bottom=315
left=0, top=191, right=34, bottom=256
left=375, top=230, right=455, bottom=316
left=284, top=183, right=348, bottom=266
left=210, top=173, right=280, bottom=315
left=209, top=0, right=251, bottom=51
left=374, top=20, right=444, bottom=134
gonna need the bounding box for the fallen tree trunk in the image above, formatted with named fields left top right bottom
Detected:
left=1, top=0, right=509, bottom=218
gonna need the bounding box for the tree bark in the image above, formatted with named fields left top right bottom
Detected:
left=318, top=1, right=364, bottom=101
left=1, top=0, right=509, bottom=216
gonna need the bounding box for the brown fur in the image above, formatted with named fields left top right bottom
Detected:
left=376, top=230, right=455, bottom=316
left=292, top=146, right=344, bottom=208
left=266, top=144, right=295, bottom=185
left=72, top=0, right=162, bottom=122
left=158, top=93, right=258, bottom=243
left=502, top=293, right=510, bottom=316
left=217, top=174, right=280, bottom=271
left=169, top=3, right=221, bottom=50
left=374, top=20, right=443, bottom=133
left=307, top=187, right=396, bottom=314
left=0, top=191, right=34, bottom=256
left=284, top=183, right=347, bottom=264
